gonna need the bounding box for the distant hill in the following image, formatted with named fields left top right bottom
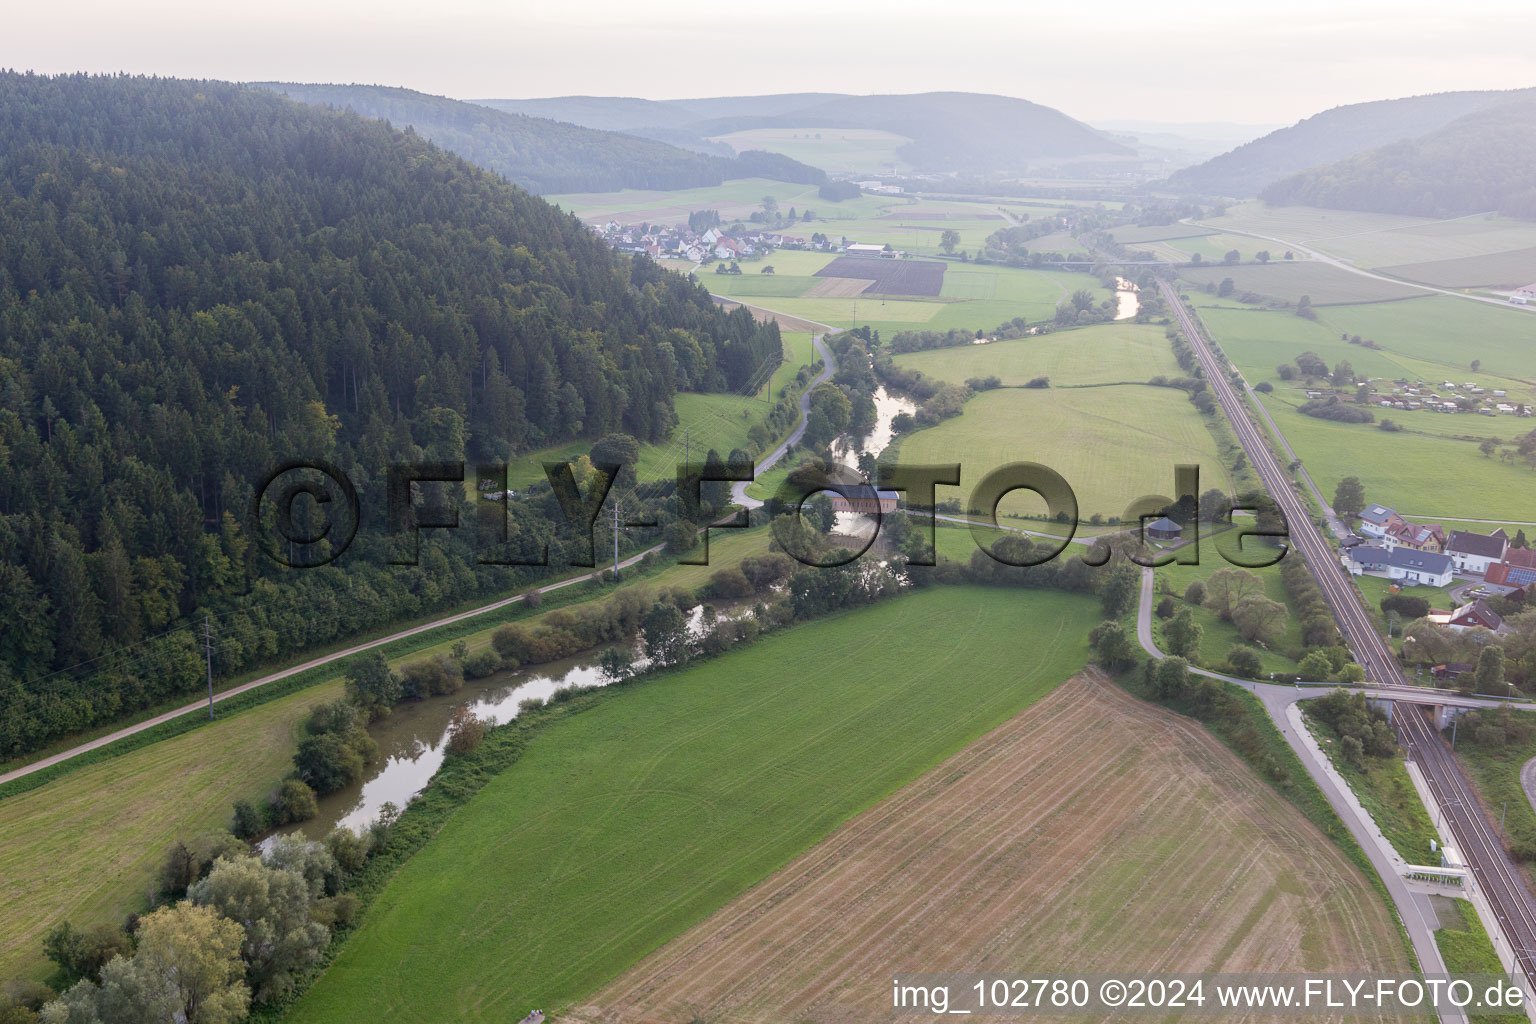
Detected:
left=1260, top=101, right=1536, bottom=219
left=1166, top=88, right=1536, bottom=197
left=256, top=83, right=824, bottom=193
left=471, top=91, right=1129, bottom=175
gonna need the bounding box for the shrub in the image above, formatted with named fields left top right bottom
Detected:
left=1225, top=646, right=1263, bottom=677
left=462, top=648, right=503, bottom=679
left=274, top=779, right=318, bottom=825
left=1155, top=596, right=1176, bottom=620
left=445, top=708, right=486, bottom=756
left=522, top=587, right=543, bottom=610
left=1184, top=579, right=1206, bottom=605
left=231, top=799, right=265, bottom=840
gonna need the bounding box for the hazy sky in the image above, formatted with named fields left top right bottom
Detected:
left=9, top=0, right=1535, bottom=124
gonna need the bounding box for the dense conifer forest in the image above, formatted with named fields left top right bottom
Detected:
left=0, top=73, right=782, bottom=757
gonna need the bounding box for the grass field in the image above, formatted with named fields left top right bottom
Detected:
left=704, top=252, right=1113, bottom=338
left=708, top=127, right=914, bottom=175
left=0, top=680, right=344, bottom=986
left=891, top=321, right=1182, bottom=387
left=1379, top=247, right=1536, bottom=289
left=545, top=178, right=825, bottom=225
left=0, top=527, right=784, bottom=987
left=1152, top=541, right=1306, bottom=676
left=897, top=386, right=1237, bottom=519
left=1255, top=392, right=1536, bottom=522
left=281, top=586, right=1102, bottom=1022
left=1177, top=261, right=1430, bottom=305
left=567, top=671, right=1412, bottom=1022
left=1190, top=299, right=1536, bottom=522
left=1204, top=203, right=1536, bottom=284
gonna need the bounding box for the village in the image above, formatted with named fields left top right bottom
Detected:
left=592, top=220, right=903, bottom=264
left=1338, top=501, right=1534, bottom=680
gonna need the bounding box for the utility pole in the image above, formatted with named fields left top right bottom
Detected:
left=683, top=427, right=691, bottom=475
left=1502, top=801, right=1509, bottom=837
left=612, top=499, right=622, bottom=583
left=202, top=615, right=215, bottom=720
left=1451, top=715, right=1458, bottom=750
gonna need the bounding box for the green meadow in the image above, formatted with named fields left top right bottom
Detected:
left=282, top=586, right=1100, bottom=1022
left=891, top=322, right=1182, bottom=387
left=704, top=252, right=1113, bottom=338
left=897, top=386, right=1236, bottom=519
left=0, top=528, right=782, bottom=987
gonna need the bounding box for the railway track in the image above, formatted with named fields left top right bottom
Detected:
left=1160, top=279, right=1536, bottom=988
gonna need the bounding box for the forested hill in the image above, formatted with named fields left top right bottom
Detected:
left=0, top=73, right=782, bottom=757
left=256, top=83, right=826, bottom=193
left=475, top=91, right=1130, bottom=175
left=1166, top=87, right=1536, bottom=197
left=1259, top=102, right=1536, bottom=219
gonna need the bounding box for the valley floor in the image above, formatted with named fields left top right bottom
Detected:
left=569, top=671, right=1412, bottom=1024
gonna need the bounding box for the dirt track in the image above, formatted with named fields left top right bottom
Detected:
left=568, top=671, right=1411, bottom=1023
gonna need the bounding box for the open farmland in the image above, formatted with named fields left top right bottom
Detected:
left=1206, top=203, right=1536, bottom=284
left=897, top=386, right=1237, bottom=519
left=1377, top=246, right=1536, bottom=289
left=814, top=255, right=946, bottom=295
left=568, top=671, right=1411, bottom=1024
left=1177, top=261, right=1430, bottom=305
left=891, top=321, right=1182, bottom=387
left=0, top=528, right=785, bottom=987
left=281, top=587, right=1101, bottom=1023
left=706, top=254, right=1111, bottom=338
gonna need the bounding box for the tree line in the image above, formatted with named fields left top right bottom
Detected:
left=0, top=73, right=784, bottom=759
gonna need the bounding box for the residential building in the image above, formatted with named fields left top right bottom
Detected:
left=1341, top=545, right=1455, bottom=587
left=1427, top=599, right=1503, bottom=632
left=1358, top=504, right=1402, bottom=539
left=1382, top=520, right=1445, bottom=554
left=1446, top=529, right=1508, bottom=574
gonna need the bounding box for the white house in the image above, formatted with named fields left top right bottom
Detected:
left=1358, top=504, right=1401, bottom=539
left=1342, top=546, right=1455, bottom=588
left=1447, top=529, right=1509, bottom=574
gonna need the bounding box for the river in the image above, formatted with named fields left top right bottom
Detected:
left=269, top=606, right=727, bottom=842
left=1114, top=277, right=1141, bottom=320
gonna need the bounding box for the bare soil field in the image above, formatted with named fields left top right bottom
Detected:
left=815, top=256, right=946, bottom=296
left=569, top=672, right=1411, bottom=1024
left=804, top=276, right=873, bottom=298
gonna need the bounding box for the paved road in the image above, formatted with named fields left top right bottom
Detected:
left=731, top=330, right=837, bottom=511
left=1164, top=278, right=1536, bottom=1004
left=4, top=305, right=839, bottom=789
left=1133, top=567, right=1459, bottom=1006
left=0, top=542, right=669, bottom=788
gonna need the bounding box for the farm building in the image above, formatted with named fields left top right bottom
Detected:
left=1144, top=517, right=1183, bottom=542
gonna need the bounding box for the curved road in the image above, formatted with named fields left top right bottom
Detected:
left=1164, top=278, right=1536, bottom=1003
left=719, top=302, right=839, bottom=511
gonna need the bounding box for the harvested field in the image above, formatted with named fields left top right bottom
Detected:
left=815, top=256, right=946, bottom=296
left=710, top=296, right=829, bottom=333
left=1377, top=246, right=1536, bottom=288
left=571, top=671, right=1411, bottom=1024
left=804, top=276, right=873, bottom=298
